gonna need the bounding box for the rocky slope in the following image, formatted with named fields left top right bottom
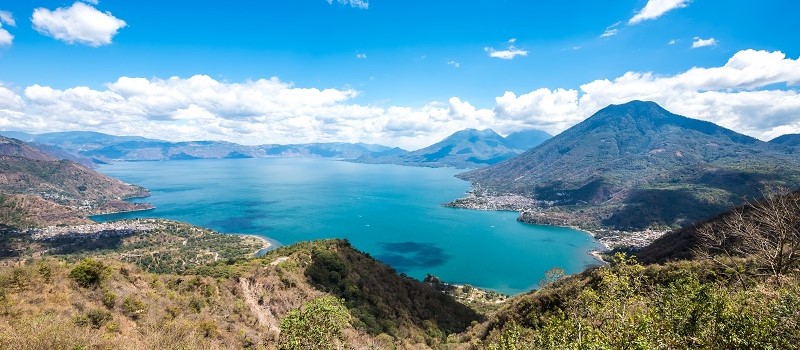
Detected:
left=0, top=194, right=92, bottom=228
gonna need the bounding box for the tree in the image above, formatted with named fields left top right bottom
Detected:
left=278, top=296, right=351, bottom=350
left=69, top=258, right=110, bottom=288
left=697, top=188, right=800, bottom=282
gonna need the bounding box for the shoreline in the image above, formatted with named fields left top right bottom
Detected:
left=89, top=205, right=156, bottom=220
left=563, top=225, right=612, bottom=264
left=445, top=190, right=669, bottom=256
left=588, top=249, right=608, bottom=264
left=238, top=234, right=279, bottom=256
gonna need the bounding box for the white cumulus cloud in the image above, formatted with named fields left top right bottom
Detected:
left=692, top=37, right=718, bottom=48
left=1, top=50, right=800, bottom=149
left=0, top=84, right=24, bottom=110
left=31, top=2, right=126, bottom=47
left=447, top=60, right=460, bottom=68
left=629, top=0, right=690, bottom=24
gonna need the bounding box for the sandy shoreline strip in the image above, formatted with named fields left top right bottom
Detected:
left=240, top=234, right=278, bottom=256
left=588, top=250, right=607, bottom=263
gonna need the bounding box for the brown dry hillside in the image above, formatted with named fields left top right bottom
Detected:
left=0, top=136, right=153, bottom=228
left=0, top=155, right=148, bottom=208
left=0, top=194, right=92, bottom=228
left=0, top=136, right=58, bottom=161
left=0, top=222, right=482, bottom=350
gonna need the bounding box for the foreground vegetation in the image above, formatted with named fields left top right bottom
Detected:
left=2, top=190, right=800, bottom=349
left=471, top=256, right=799, bottom=349
left=471, top=189, right=800, bottom=349
left=0, top=224, right=483, bottom=349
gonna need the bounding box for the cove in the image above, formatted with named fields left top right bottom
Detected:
left=94, top=158, right=600, bottom=295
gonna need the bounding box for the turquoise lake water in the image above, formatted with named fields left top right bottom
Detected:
left=94, top=158, right=600, bottom=295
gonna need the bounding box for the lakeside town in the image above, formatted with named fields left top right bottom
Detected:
left=28, top=219, right=159, bottom=241
left=446, top=188, right=669, bottom=251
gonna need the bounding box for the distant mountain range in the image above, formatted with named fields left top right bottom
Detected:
left=355, top=128, right=551, bottom=168
left=0, top=136, right=152, bottom=228
left=1, top=131, right=404, bottom=163
left=455, top=100, right=800, bottom=231
left=0, top=128, right=551, bottom=168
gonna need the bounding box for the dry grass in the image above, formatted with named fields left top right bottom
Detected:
left=0, top=239, right=477, bottom=350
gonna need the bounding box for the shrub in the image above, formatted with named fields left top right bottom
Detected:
left=75, top=309, right=112, bottom=329
left=102, top=290, right=117, bottom=309
left=305, top=250, right=348, bottom=291
left=69, top=259, right=110, bottom=288
left=189, top=297, right=205, bottom=313
left=36, top=262, right=52, bottom=283
left=122, top=296, right=146, bottom=319
left=277, top=296, right=350, bottom=350
left=197, top=319, right=218, bottom=338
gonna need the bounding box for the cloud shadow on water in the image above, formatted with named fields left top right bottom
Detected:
left=375, top=241, right=449, bottom=272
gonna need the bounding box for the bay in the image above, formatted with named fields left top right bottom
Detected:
left=94, top=158, right=600, bottom=295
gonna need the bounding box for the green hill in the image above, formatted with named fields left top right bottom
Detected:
left=458, top=101, right=800, bottom=230
left=462, top=255, right=800, bottom=349
left=770, top=133, right=800, bottom=147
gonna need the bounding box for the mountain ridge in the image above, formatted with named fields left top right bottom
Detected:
left=0, top=130, right=401, bottom=162
left=356, top=127, right=551, bottom=168
left=1, top=128, right=552, bottom=168
left=456, top=100, right=800, bottom=230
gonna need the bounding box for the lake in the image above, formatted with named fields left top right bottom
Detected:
left=94, top=158, right=600, bottom=294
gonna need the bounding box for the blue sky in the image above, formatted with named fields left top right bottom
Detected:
left=0, top=1, right=799, bottom=149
